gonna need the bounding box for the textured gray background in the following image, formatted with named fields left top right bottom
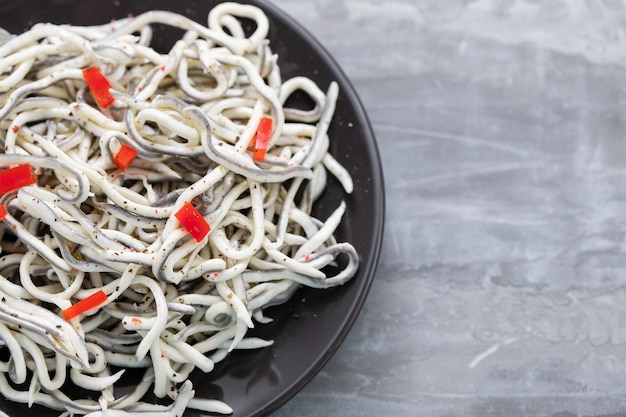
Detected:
left=269, top=1, right=626, bottom=416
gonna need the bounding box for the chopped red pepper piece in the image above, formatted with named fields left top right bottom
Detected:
left=113, top=143, right=138, bottom=171
left=175, top=202, right=210, bottom=242
left=0, top=205, right=7, bottom=221
left=82, top=66, right=115, bottom=108
left=0, top=164, right=37, bottom=194
left=252, top=117, right=273, bottom=161
left=61, top=289, right=108, bottom=321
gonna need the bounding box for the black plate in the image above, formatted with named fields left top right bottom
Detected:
left=0, top=1, right=384, bottom=416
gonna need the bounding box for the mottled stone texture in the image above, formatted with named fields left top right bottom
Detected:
left=269, top=0, right=626, bottom=416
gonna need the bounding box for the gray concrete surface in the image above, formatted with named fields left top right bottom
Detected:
left=270, top=1, right=626, bottom=416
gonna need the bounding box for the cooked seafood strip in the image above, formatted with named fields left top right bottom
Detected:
left=0, top=2, right=359, bottom=416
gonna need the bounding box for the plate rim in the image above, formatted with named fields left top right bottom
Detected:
left=0, top=0, right=386, bottom=415
left=261, top=1, right=386, bottom=412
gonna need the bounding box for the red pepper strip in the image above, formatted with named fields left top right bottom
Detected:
left=0, top=205, right=7, bottom=221
left=0, top=164, right=36, bottom=194
left=175, top=202, right=211, bottom=242
left=82, top=66, right=115, bottom=108
left=252, top=117, right=273, bottom=161
left=113, top=143, right=138, bottom=171
left=61, top=289, right=108, bottom=321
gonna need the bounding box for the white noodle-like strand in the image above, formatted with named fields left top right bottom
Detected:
left=0, top=3, right=359, bottom=416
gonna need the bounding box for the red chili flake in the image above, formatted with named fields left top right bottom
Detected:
left=113, top=143, right=138, bottom=171
left=82, top=66, right=115, bottom=108
left=61, top=290, right=108, bottom=321
left=11, top=125, right=19, bottom=133
left=0, top=164, right=37, bottom=194
left=252, top=117, right=273, bottom=161
left=175, top=202, right=210, bottom=242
